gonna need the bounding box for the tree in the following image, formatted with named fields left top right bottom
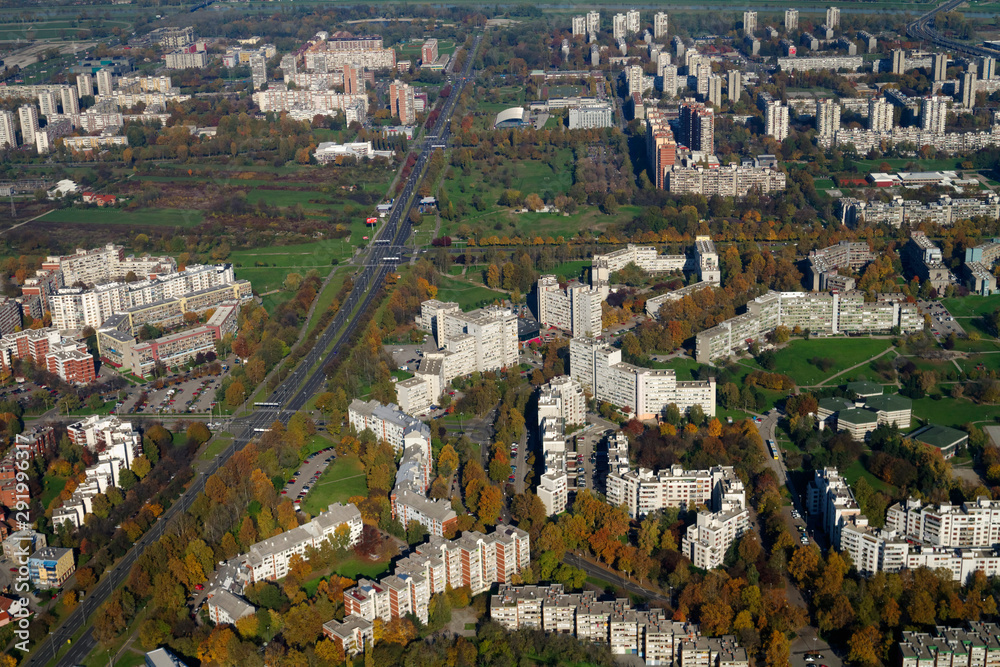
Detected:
left=638, top=516, right=660, bottom=556
left=187, top=422, right=211, bottom=444
left=848, top=626, right=882, bottom=666
left=765, top=630, right=790, bottom=667
left=283, top=603, right=323, bottom=648
left=226, top=380, right=246, bottom=408
left=131, top=455, right=151, bottom=479
left=478, top=484, right=503, bottom=525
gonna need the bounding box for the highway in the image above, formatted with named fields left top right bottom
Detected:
left=26, top=31, right=483, bottom=667
left=907, top=0, right=1000, bottom=58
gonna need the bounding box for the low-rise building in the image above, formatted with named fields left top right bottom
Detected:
left=666, top=163, right=786, bottom=197
left=776, top=55, right=864, bottom=71
left=206, top=589, right=256, bottom=625
left=322, top=614, right=374, bottom=655
left=907, top=423, right=967, bottom=460
left=28, top=547, right=75, bottom=588
left=897, top=623, right=1000, bottom=667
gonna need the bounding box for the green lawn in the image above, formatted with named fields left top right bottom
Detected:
left=843, top=458, right=896, bottom=495
left=301, top=455, right=367, bottom=514
left=852, top=157, right=962, bottom=172
left=230, top=239, right=353, bottom=271
left=942, top=295, right=1000, bottom=320
left=545, top=260, right=590, bottom=281
left=761, top=338, right=894, bottom=386
left=435, top=275, right=505, bottom=309
left=40, top=475, right=67, bottom=509
left=648, top=357, right=704, bottom=381
left=334, top=556, right=391, bottom=580
left=912, top=396, right=1000, bottom=427
left=199, top=434, right=233, bottom=461
left=39, top=207, right=204, bottom=227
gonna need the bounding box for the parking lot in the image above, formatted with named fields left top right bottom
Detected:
left=282, top=446, right=337, bottom=511
left=129, top=375, right=224, bottom=416
left=917, top=300, right=964, bottom=339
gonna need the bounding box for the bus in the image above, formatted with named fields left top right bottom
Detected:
left=767, top=439, right=779, bottom=460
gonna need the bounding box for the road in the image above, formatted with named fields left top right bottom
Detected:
left=563, top=552, right=669, bottom=605
left=26, top=32, right=484, bottom=667
left=907, top=0, right=1000, bottom=58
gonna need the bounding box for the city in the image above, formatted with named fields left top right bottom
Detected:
left=1, top=2, right=1000, bottom=667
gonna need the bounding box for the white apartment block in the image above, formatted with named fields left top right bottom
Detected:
left=345, top=527, right=530, bottom=625
left=898, top=624, right=1000, bottom=667
left=0, top=110, right=16, bottom=148
left=607, top=464, right=744, bottom=519
left=39, top=244, right=175, bottom=289
left=743, top=11, right=757, bottom=36
left=654, top=12, right=669, bottom=39
left=570, top=337, right=716, bottom=419
left=52, top=417, right=142, bottom=528
left=807, top=240, right=874, bottom=290
left=696, top=290, right=923, bottom=363
left=764, top=100, right=789, bottom=140
left=48, top=264, right=238, bottom=331
left=400, top=301, right=518, bottom=415
left=572, top=15, right=587, bottom=36
left=252, top=87, right=368, bottom=116
left=61, top=135, right=128, bottom=152
left=810, top=468, right=1000, bottom=581
left=592, top=238, right=719, bottom=290
left=538, top=375, right=586, bottom=426
left=537, top=470, right=569, bottom=517
left=666, top=163, right=786, bottom=197
left=491, top=584, right=736, bottom=665
left=868, top=96, right=894, bottom=132
left=165, top=50, right=210, bottom=69
left=96, top=69, right=114, bottom=97
left=18, top=105, right=39, bottom=147
left=587, top=11, right=600, bottom=33
left=236, top=503, right=362, bottom=583
left=776, top=56, right=864, bottom=72
left=536, top=276, right=603, bottom=338
left=815, top=99, right=841, bottom=137
left=349, top=399, right=457, bottom=536
left=683, top=507, right=751, bottom=570
left=785, top=9, right=798, bottom=31
left=841, top=193, right=1000, bottom=229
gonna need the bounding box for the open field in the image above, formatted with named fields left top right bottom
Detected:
left=942, top=295, right=1000, bottom=320
left=755, top=337, right=894, bottom=386
left=912, top=396, right=1000, bottom=427
left=38, top=207, right=204, bottom=227
left=649, top=357, right=703, bottom=381
left=229, top=239, right=354, bottom=271
left=301, top=455, right=367, bottom=515
left=0, top=19, right=129, bottom=40
left=843, top=458, right=896, bottom=495
left=435, top=275, right=505, bottom=309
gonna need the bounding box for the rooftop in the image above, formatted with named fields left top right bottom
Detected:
left=908, top=423, right=968, bottom=449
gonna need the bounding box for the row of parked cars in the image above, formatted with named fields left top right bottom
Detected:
left=282, top=448, right=337, bottom=511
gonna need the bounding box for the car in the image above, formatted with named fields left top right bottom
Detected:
left=195, top=583, right=204, bottom=591
left=9, top=567, right=16, bottom=572
left=281, top=490, right=288, bottom=494
left=805, top=658, right=815, bottom=663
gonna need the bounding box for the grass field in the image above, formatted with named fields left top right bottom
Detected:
left=546, top=260, right=590, bottom=281
left=435, top=275, right=505, bottom=309
left=0, top=19, right=129, bottom=40
left=649, top=356, right=704, bottom=381
left=759, top=338, right=894, bottom=386
left=39, top=207, right=204, bottom=227
left=334, top=556, right=391, bottom=580
left=912, top=396, right=1000, bottom=427
left=199, top=434, right=233, bottom=461
left=40, top=475, right=66, bottom=509
left=230, top=239, right=354, bottom=271
left=301, top=455, right=367, bottom=515
left=942, top=295, right=1000, bottom=319
left=843, top=458, right=895, bottom=495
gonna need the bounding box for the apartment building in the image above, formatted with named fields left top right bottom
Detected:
left=842, top=194, right=1000, bottom=229
left=666, top=162, right=786, bottom=197
left=18, top=105, right=39, bottom=147
left=344, top=526, right=530, bottom=625
left=607, top=464, right=744, bottom=518
left=695, top=291, right=923, bottom=363
left=421, top=39, right=439, bottom=66
left=164, top=51, right=208, bottom=69
left=49, top=264, right=245, bottom=331
left=348, top=399, right=457, bottom=536
left=28, top=547, right=75, bottom=588
left=964, top=239, right=1000, bottom=294
left=250, top=87, right=369, bottom=119
left=400, top=302, right=518, bottom=415
left=97, top=301, right=239, bottom=376
left=785, top=9, right=798, bottom=31
left=816, top=99, right=841, bottom=137
left=898, top=624, right=1000, bottom=667
left=0, top=110, right=16, bottom=148
left=535, top=276, right=603, bottom=338
left=902, top=232, right=957, bottom=292
left=491, top=583, right=736, bottom=665
left=572, top=15, right=588, bottom=36
left=764, top=100, right=790, bottom=140
left=811, top=468, right=1000, bottom=581
left=322, top=614, right=374, bottom=655
left=206, top=589, right=256, bottom=625
left=825, top=123, right=1000, bottom=153
left=0, top=298, right=22, bottom=336
left=653, top=12, right=669, bottom=39
left=53, top=417, right=142, bottom=528
left=61, top=135, right=128, bottom=152
left=776, top=56, right=864, bottom=72
left=389, top=80, right=416, bottom=124
left=646, top=108, right=678, bottom=188
left=683, top=507, right=751, bottom=570
left=807, top=240, right=874, bottom=290
left=535, top=375, right=585, bottom=515
left=679, top=102, right=714, bottom=154
left=1, top=530, right=46, bottom=562
left=0, top=427, right=56, bottom=509
left=570, top=337, right=716, bottom=419
left=568, top=104, right=614, bottom=129
left=37, top=244, right=175, bottom=289
left=0, top=328, right=95, bottom=384
left=235, top=503, right=362, bottom=583
left=148, top=26, right=195, bottom=47
left=592, top=239, right=718, bottom=289
left=538, top=375, right=586, bottom=427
